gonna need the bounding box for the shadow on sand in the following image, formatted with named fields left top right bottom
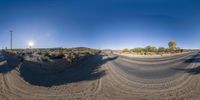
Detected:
left=0, top=54, right=21, bottom=74
left=173, top=53, right=200, bottom=75
left=184, top=53, right=200, bottom=63
left=173, top=66, right=200, bottom=75
left=19, top=54, right=118, bottom=87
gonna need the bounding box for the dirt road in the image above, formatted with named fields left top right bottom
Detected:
left=0, top=52, right=200, bottom=100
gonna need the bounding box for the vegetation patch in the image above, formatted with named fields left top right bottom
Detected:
left=121, top=41, right=183, bottom=55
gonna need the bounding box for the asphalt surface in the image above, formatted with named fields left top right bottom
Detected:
left=111, top=52, right=199, bottom=79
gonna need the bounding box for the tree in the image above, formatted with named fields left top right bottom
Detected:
left=130, top=48, right=146, bottom=55
left=175, top=47, right=183, bottom=53
left=168, top=41, right=177, bottom=49
left=131, top=48, right=143, bottom=53
left=158, top=47, right=165, bottom=53
left=145, top=46, right=157, bottom=52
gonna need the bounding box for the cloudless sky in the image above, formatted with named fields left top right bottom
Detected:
left=0, top=0, right=200, bottom=49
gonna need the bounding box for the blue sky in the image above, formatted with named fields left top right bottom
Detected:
left=0, top=0, right=200, bottom=49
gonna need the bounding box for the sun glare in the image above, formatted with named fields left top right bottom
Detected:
left=28, top=41, right=34, bottom=48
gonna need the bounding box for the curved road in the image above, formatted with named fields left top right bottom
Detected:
left=112, top=52, right=197, bottom=79
left=0, top=51, right=200, bottom=100
left=103, top=52, right=200, bottom=99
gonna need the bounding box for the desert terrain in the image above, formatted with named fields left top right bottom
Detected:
left=0, top=49, right=200, bottom=100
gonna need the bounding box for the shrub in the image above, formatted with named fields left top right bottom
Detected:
left=50, top=52, right=65, bottom=59
left=37, top=52, right=42, bottom=55
left=122, top=48, right=129, bottom=53
left=145, top=46, right=157, bottom=52
left=158, top=47, right=166, bottom=53
left=175, top=47, right=183, bottom=53
left=41, top=56, right=50, bottom=62
left=132, top=48, right=143, bottom=52
left=44, top=52, right=50, bottom=57
left=66, top=53, right=79, bottom=63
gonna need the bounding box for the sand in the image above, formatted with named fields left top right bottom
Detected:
left=0, top=52, right=200, bottom=100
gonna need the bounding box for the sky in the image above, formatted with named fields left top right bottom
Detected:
left=0, top=0, right=200, bottom=49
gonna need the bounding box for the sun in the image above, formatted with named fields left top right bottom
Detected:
left=28, top=41, right=34, bottom=48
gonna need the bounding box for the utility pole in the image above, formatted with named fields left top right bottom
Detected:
left=10, top=30, right=13, bottom=50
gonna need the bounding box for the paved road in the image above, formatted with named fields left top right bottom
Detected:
left=111, top=52, right=198, bottom=79
left=101, top=52, right=200, bottom=99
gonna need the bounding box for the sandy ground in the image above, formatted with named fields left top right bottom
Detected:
left=0, top=52, right=200, bottom=100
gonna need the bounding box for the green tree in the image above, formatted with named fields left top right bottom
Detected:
left=158, top=47, right=165, bottom=53
left=175, top=47, right=183, bottom=53
left=130, top=48, right=146, bottom=55
left=157, top=47, right=166, bottom=55
left=145, top=46, right=157, bottom=52
left=168, top=41, right=177, bottom=49
left=168, top=41, right=177, bottom=53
